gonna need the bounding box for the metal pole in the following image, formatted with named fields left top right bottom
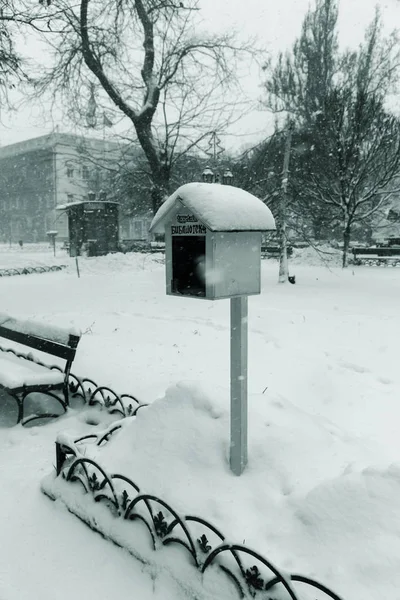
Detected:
left=279, top=120, right=293, bottom=283
left=75, top=256, right=80, bottom=278
left=230, top=295, right=248, bottom=475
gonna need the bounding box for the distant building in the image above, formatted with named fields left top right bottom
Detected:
left=371, top=188, right=400, bottom=244
left=120, top=213, right=153, bottom=242
left=0, top=133, right=137, bottom=243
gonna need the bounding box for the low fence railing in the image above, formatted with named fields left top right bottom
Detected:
left=47, top=419, right=344, bottom=600
left=0, top=265, right=66, bottom=277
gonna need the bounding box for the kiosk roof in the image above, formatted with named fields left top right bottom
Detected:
left=150, top=182, right=276, bottom=233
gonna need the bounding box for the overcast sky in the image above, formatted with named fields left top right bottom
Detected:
left=0, top=0, right=399, bottom=149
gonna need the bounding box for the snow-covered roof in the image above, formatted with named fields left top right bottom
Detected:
left=56, top=201, right=119, bottom=210
left=150, top=183, right=276, bottom=233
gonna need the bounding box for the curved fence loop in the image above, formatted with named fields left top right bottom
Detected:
left=289, top=575, right=345, bottom=600
left=125, top=494, right=199, bottom=566
left=97, top=424, right=124, bottom=446
left=112, top=474, right=141, bottom=495
left=66, top=457, right=120, bottom=510
left=120, top=393, right=140, bottom=404
left=21, top=413, right=61, bottom=426
left=76, top=378, right=98, bottom=395
left=128, top=514, right=157, bottom=549
left=201, top=544, right=299, bottom=600
left=218, top=564, right=245, bottom=598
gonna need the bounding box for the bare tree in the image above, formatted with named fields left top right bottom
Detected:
left=299, top=91, right=400, bottom=266
left=3, top=0, right=253, bottom=212
left=0, top=2, right=27, bottom=112
left=263, top=1, right=400, bottom=266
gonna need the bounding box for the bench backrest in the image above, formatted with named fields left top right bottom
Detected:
left=0, top=315, right=81, bottom=362
left=353, top=247, right=400, bottom=257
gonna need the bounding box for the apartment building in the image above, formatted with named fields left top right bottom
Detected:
left=0, top=133, right=129, bottom=242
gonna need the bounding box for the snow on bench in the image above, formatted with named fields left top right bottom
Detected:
left=0, top=351, right=64, bottom=389
left=0, top=313, right=81, bottom=424
left=0, top=313, right=80, bottom=345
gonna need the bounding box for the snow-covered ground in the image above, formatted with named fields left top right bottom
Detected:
left=0, top=242, right=68, bottom=267
left=1, top=243, right=400, bottom=599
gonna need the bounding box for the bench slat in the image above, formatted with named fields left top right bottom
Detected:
left=0, top=313, right=80, bottom=345
left=0, top=351, right=64, bottom=391
left=0, top=325, right=79, bottom=360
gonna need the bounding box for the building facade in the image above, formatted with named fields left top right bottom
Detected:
left=0, top=133, right=131, bottom=243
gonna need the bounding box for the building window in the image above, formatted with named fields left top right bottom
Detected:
left=93, top=168, right=101, bottom=184
left=133, top=221, right=143, bottom=238
left=67, top=194, right=74, bottom=203
left=67, top=167, right=74, bottom=179
left=82, top=165, right=90, bottom=180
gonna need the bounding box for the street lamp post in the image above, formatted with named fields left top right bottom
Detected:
left=222, top=169, right=234, bottom=185
left=202, top=166, right=214, bottom=183
left=202, top=166, right=234, bottom=185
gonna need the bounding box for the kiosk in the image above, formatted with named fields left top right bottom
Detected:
left=150, top=182, right=276, bottom=474
left=56, top=201, right=119, bottom=257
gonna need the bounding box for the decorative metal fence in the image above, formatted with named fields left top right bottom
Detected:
left=0, top=265, right=66, bottom=277
left=49, top=423, right=344, bottom=600
left=68, top=374, right=144, bottom=418
left=0, top=345, right=144, bottom=426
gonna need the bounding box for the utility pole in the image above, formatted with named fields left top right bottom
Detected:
left=278, top=120, right=293, bottom=283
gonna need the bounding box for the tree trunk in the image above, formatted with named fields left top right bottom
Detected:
left=150, top=180, right=169, bottom=214
left=278, top=220, right=289, bottom=282
left=342, top=223, right=351, bottom=268
left=135, top=119, right=170, bottom=214
left=279, top=122, right=293, bottom=283
left=312, top=219, right=322, bottom=241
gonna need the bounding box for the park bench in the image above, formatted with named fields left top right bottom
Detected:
left=261, top=245, right=293, bottom=258
left=352, top=245, right=400, bottom=266
left=0, top=313, right=81, bottom=424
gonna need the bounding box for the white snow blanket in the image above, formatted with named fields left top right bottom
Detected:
left=0, top=351, right=63, bottom=388
left=1, top=247, right=400, bottom=600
